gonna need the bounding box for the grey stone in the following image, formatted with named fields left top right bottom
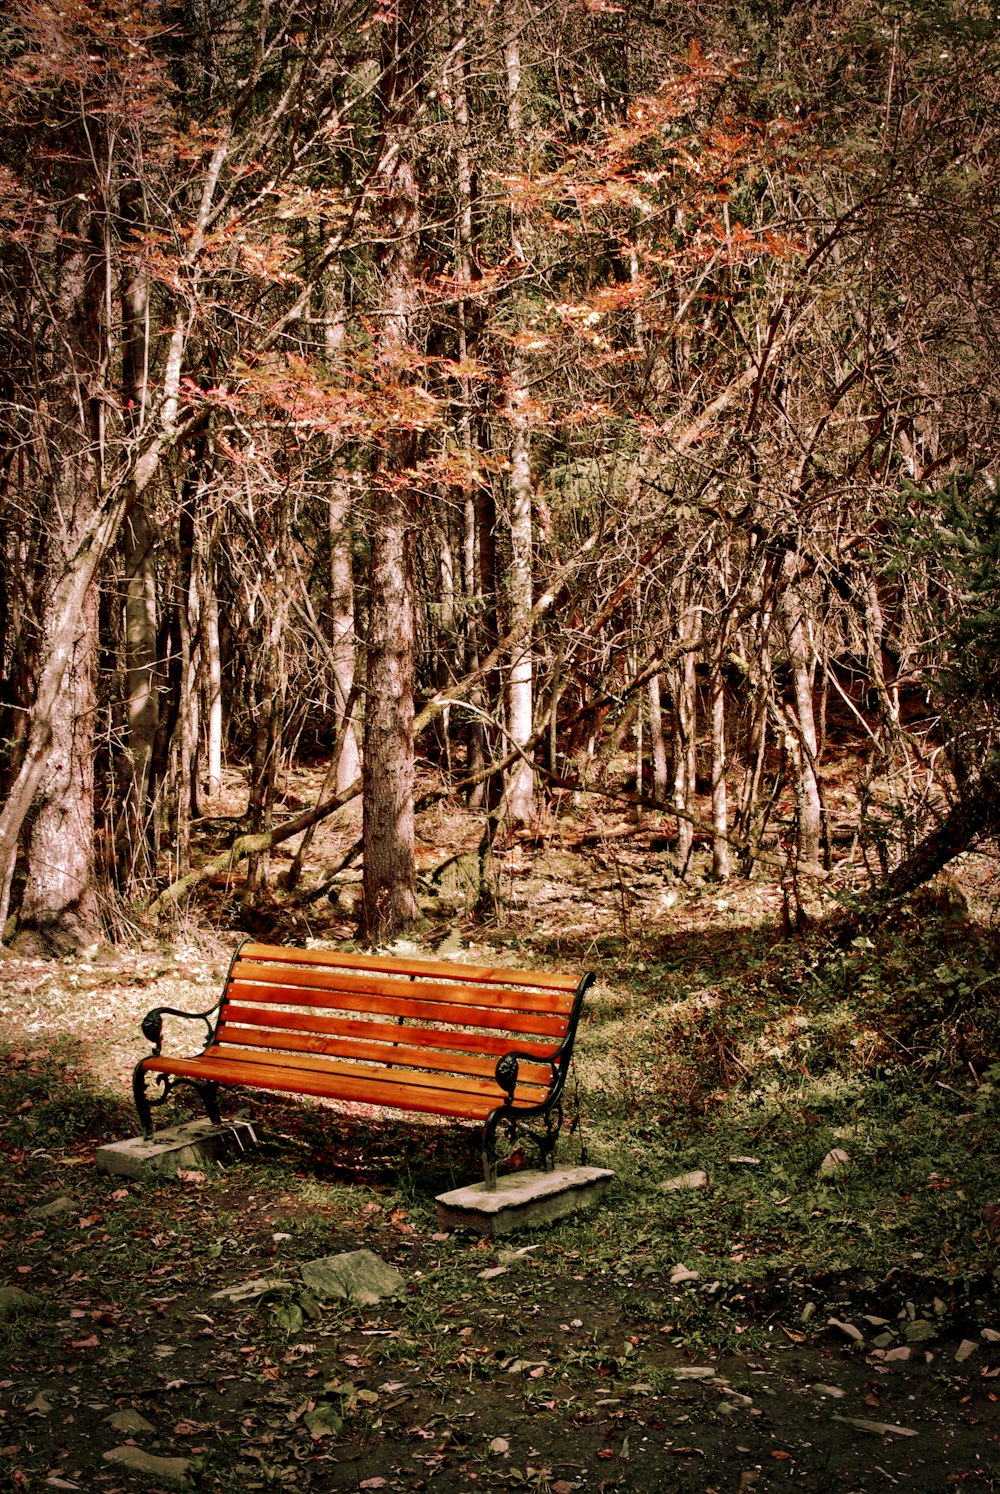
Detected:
left=818, top=1148, right=852, bottom=1179
left=497, top=1245, right=540, bottom=1265
left=831, top=1414, right=918, bottom=1438
left=800, top=1302, right=817, bottom=1324
left=904, top=1319, right=936, bottom=1343
left=103, top=1447, right=199, bottom=1485
left=95, top=1118, right=259, bottom=1179
left=105, top=1408, right=156, bottom=1434
left=212, top=1276, right=296, bottom=1304
left=728, top=1156, right=760, bottom=1167
left=435, top=1166, right=614, bottom=1237
left=0, top=1286, right=39, bottom=1322
left=661, top=1169, right=708, bottom=1191
left=25, top=1392, right=53, bottom=1413
left=673, top=1366, right=716, bottom=1381
left=29, top=1197, right=75, bottom=1220
left=811, top=1383, right=845, bottom=1399
left=300, top=1249, right=404, bottom=1305
left=872, top=1332, right=896, bottom=1348
left=883, top=1347, right=911, bottom=1363
left=955, top=1339, right=978, bottom=1363
left=982, top=1328, right=1000, bottom=1343
left=827, top=1318, right=864, bottom=1345
left=670, top=1264, right=701, bottom=1286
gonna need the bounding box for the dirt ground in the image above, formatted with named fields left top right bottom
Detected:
left=3, top=1091, right=1000, bottom=1493
left=2, top=781, right=1000, bottom=1491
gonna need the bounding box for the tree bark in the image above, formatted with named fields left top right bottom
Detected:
left=672, top=597, right=698, bottom=875
left=780, top=571, right=823, bottom=870
left=361, top=1, right=423, bottom=942
left=502, top=0, right=535, bottom=826
left=330, top=479, right=361, bottom=793
left=648, top=672, right=669, bottom=803
left=709, top=646, right=730, bottom=880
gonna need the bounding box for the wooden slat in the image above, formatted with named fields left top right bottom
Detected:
left=218, top=1006, right=560, bottom=1062
left=238, top=941, right=580, bottom=992
left=198, top=1044, right=548, bottom=1103
left=143, top=1054, right=538, bottom=1121
left=229, top=961, right=575, bottom=1015
left=222, top=982, right=568, bottom=1038
left=213, top=1023, right=556, bottom=1087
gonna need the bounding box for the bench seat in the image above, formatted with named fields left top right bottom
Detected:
left=134, top=940, right=594, bottom=1186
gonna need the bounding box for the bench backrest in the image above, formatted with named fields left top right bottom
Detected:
left=209, top=941, right=591, bottom=1110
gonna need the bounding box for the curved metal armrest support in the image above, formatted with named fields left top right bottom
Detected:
left=139, top=1003, right=221, bottom=1057
left=493, top=972, right=594, bottom=1107
left=494, top=1049, right=559, bottom=1105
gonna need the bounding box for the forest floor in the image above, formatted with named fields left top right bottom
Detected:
left=2, top=776, right=1000, bottom=1492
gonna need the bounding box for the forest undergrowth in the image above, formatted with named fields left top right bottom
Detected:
left=2, top=793, right=1000, bottom=1491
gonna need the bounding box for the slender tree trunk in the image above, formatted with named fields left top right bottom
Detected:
left=118, top=181, right=158, bottom=882
left=780, top=571, right=823, bottom=869
left=709, top=646, right=730, bottom=880
left=648, top=672, right=669, bottom=802
left=121, top=503, right=158, bottom=881
left=361, top=1, right=422, bottom=941
left=506, top=375, right=534, bottom=824
left=330, top=479, right=361, bottom=792
left=502, top=0, right=534, bottom=826
left=672, top=602, right=698, bottom=875
left=203, top=579, right=223, bottom=798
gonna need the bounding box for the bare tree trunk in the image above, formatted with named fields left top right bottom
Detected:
left=16, top=576, right=101, bottom=955
left=361, top=0, right=422, bottom=941
left=672, top=600, right=698, bottom=875
left=501, top=0, right=535, bottom=827
left=780, top=572, right=823, bottom=869
left=203, top=579, right=223, bottom=798
left=12, top=199, right=103, bottom=955
left=648, top=672, right=669, bottom=803
left=505, top=374, right=535, bottom=825
left=709, top=646, right=730, bottom=880
left=118, top=181, right=158, bottom=882
left=121, top=503, right=158, bottom=882
left=329, top=479, right=361, bottom=792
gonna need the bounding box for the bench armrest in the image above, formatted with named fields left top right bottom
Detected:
left=140, top=1003, right=221, bottom=1057
left=494, top=1049, right=558, bottom=1104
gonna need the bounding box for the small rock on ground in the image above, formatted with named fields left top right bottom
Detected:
left=661, top=1169, right=708, bottom=1191
left=0, top=1285, right=39, bottom=1321
left=211, top=1276, right=295, bottom=1304
left=103, top=1447, right=199, bottom=1486
left=29, top=1196, right=75, bottom=1219
left=104, top=1408, right=155, bottom=1433
left=300, top=1248, right=404, bottom=1305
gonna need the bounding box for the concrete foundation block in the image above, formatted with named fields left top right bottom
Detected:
left=95, top=1118, right=259, bottom=1180
left=435, top=1165, right=614, bottom=1236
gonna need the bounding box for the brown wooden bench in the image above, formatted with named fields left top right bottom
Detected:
left=133, top=940, right=594, bottom=1187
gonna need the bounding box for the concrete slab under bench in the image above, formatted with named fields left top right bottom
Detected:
left=436, top=1165, right=614, bottom=1236
left=96, top=1118, right=259, bottom=1180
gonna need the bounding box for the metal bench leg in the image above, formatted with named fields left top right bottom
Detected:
left=193, top=1081, right=222, bottom=1127
left=538, top=1105, right=562, bottom=1172
left=133, top=1062, right=154, bottom=1140
left=483, top=1112, right=501, bottom=1190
